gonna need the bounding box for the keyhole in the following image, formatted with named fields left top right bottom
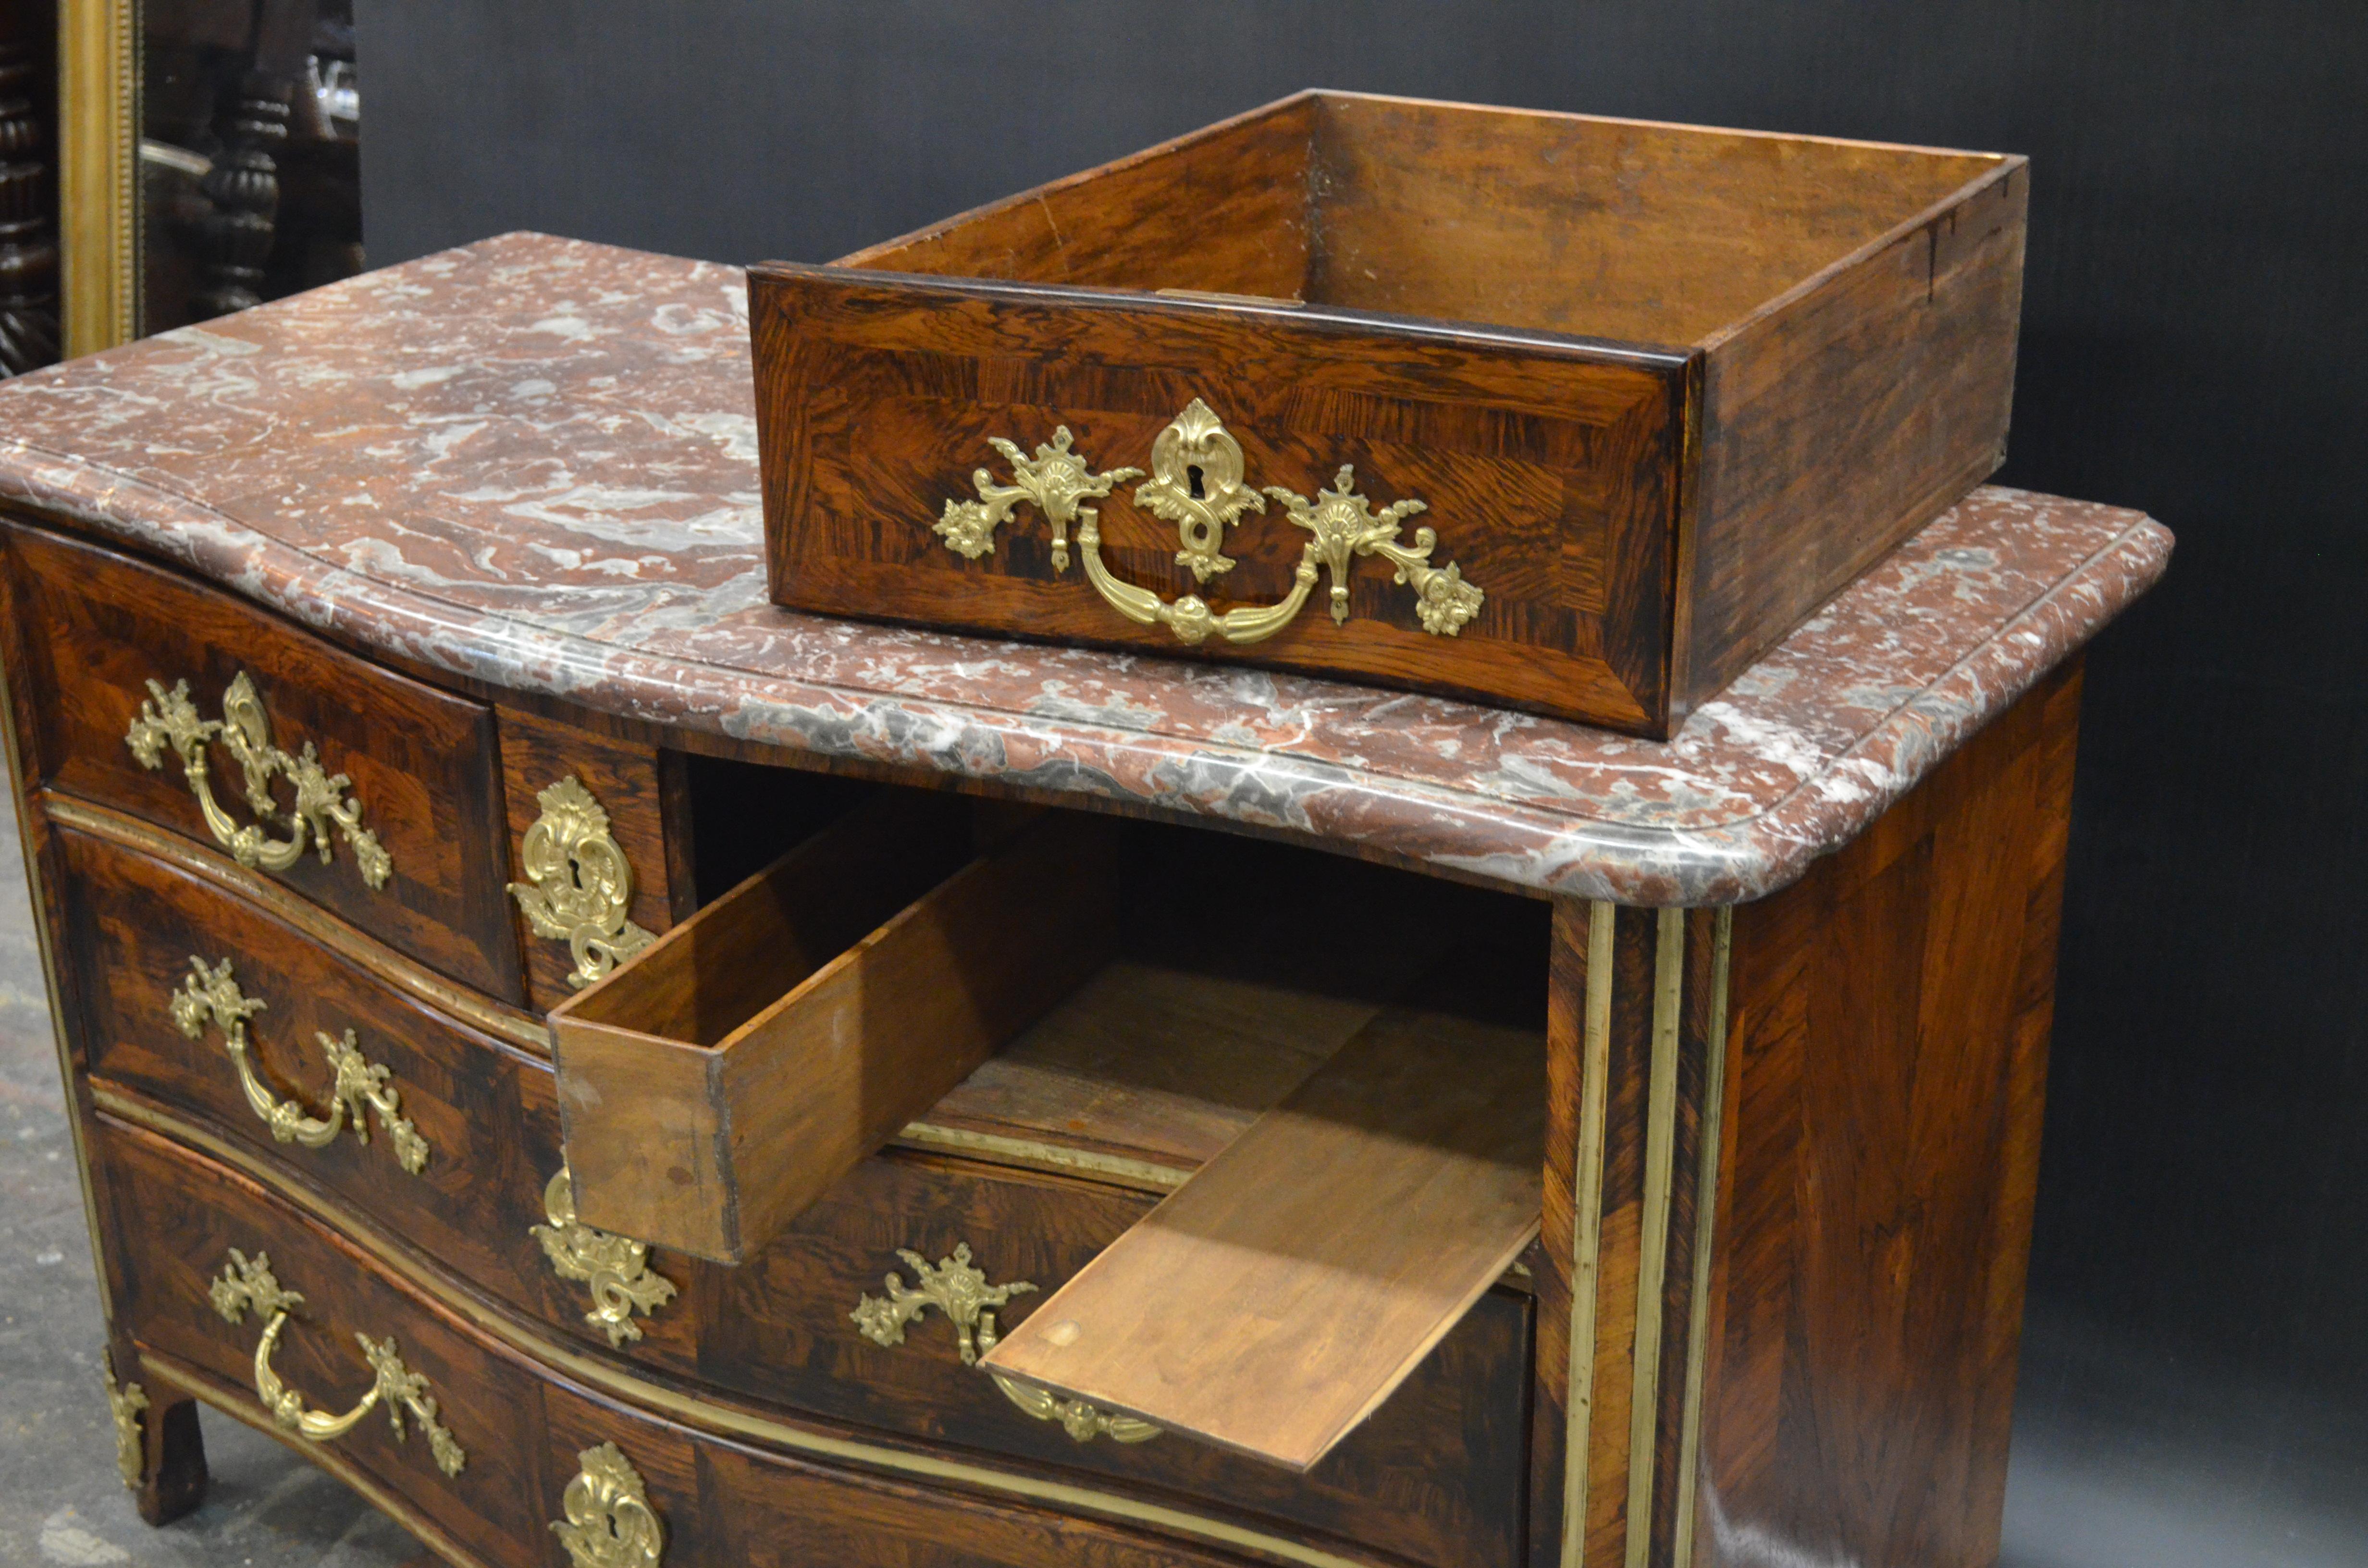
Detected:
left=1186, top=464, right=1206, bottom=500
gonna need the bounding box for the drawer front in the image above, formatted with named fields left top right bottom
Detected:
left=684, top=1157, right=1531, bottom=1568
left=93, top=1118, right=1248, bottom=1568
left=57, top=826, right=1526, bottom=1568
left=0, top=517, right=522, bottom=998
left=52, top=821, right=587, bottom=1341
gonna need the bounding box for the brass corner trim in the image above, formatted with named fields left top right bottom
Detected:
left=553, top=1441, right=665, bottom=1568
left=125, top=672, right=393, bottom=889
left=170, top=956, right=430, bottom=1175
left=531, top=1164, right=678, bottom=1348
left=40, top=794, right=551, bottom=1053
left=210, top=1247, right=466, bottom=1477
left=933, top=402, right=1483, bottom=646
left=509, top=776, right=655, bottom=990
left=103, top=1355, right=148, bottom=1489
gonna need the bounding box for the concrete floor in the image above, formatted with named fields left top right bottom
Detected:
left=0, top=787, right=414, bottom=1568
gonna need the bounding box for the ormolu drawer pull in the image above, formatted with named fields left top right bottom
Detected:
left=933, top=401, right=1483, bottom=647
left=171, top=957, right=430, bottom=1175
left=209, top=1249, right=466, bottom=1477
left=851, top=1242, right=1159, bottom=1445
left=531, top=1163, right=678, bottom=1347
left=552, top=1442, right=666, bottom=1568
left=124, top=672, right=393, bottom=888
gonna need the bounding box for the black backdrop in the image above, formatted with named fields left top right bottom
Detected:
left=355, top=5, right=2368, bottom=1561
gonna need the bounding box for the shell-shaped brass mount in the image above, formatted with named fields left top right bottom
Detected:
left=932, top=401, right=1483, bottom=645
left=509, top=776, right=655, bottom=990
left=552, top=1441, right=665, bottom=1568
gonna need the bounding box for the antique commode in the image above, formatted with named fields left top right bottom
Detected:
left=0, top=212, right=2164, bottom=1568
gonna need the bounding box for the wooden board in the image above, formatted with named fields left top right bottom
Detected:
left=908, top=957, right=1391, bottom=1183
left=982, top=1003, right=1547, bottom=1471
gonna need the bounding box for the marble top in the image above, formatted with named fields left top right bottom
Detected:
left=0, top=233, right=2170, bottom=906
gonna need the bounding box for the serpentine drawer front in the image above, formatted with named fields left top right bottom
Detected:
left=0, top=519, right=523, bottom=998
left=95, top=1116, right=1520, bottom=1568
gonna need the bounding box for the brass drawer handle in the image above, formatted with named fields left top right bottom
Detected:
left=124, top=672, right=393, bottom=888
left=508, top=776, right=655, bottom=990
left=851, top=1242, right=1159, bottom=1445
left=171, top=957, right=430, bottom=1175
left=553, top=1441, right=666, bottom=1568
left=209, top=1249, right=466, bottom=1477
left=933, top=401, right=1483, bottom=646
left=531, top=1163, right=678, bottom=1347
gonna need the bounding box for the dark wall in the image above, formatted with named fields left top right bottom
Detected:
left=356, top=4, right=2368, bottom=1562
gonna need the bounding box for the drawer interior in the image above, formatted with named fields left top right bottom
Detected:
left=553, top=790, right=1125, bottom=1262
left=567, top=763, right=1551, bottom=1467
left=848, top=88, right=2008, bottom=347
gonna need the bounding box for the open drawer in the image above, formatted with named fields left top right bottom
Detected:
left=550, top=792, right=1126, bottom=1262
left=553, top=787, right=1548, bottom=1470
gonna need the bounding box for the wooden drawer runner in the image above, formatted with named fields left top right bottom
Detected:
left=63, top=814, right=1530, bottom=1568
left=0, top=517, right=521, bottom=998
left=93, top=1118, right=1262, bottom=1568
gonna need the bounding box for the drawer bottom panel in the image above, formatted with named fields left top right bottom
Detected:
left=90, top=1115, right=1437, bottom=1568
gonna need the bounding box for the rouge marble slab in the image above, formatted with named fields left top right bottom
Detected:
left=0, top=232, right=2170, bottom=906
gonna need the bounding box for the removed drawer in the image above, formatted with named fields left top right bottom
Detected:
left=0, top=517, right=521, bottom=998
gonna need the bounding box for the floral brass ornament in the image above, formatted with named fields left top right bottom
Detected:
left=551, top=1441, right=665, bottom=1568
left=936, top=426, right=1141, bottom=572
left=851, top=1242, right=1159, bottom=1445
left=509, top=776, right=655, bottom=990
left=531, top=1163, right=678, bottom=1348
left=104, top=1357, right=148, bottom=1489
left=170, top=956, right=430, bottom=1174
left=124, top=672, right=393, bottom=888
left=930, top=402, right=1483, bottom=646
left=210, top=1249, right=466, bottom=1477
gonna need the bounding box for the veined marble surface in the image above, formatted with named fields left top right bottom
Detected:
left=0, top=233, right=2171, bottom=906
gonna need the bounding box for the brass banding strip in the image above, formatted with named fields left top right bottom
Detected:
left=1624, top=909, right=1687, bottom=1568
left=891, top=1123, right=1193, bottom=1192
left=92, top=1088, right=1375, bottom=1568
left=1561, top=900, right=1618, bottom=1568
left=41, top=794, right=551, bottom=1052
left=1670, top=908, right=1733, bottom=1568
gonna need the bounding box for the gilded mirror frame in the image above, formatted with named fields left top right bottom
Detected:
left=58, top=0, right=140, bottom=355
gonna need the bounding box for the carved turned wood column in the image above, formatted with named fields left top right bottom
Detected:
left=0, top=34, right=61, bottom=375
